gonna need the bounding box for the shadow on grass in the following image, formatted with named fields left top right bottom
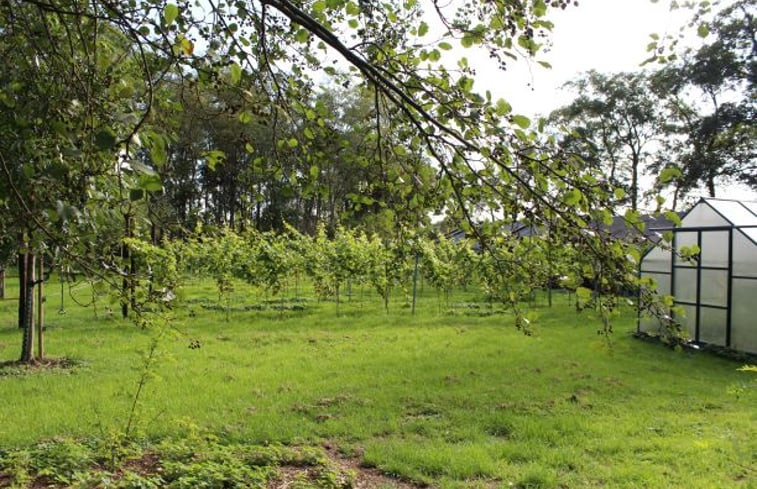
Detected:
left=0, top=357, right=83, bottom=377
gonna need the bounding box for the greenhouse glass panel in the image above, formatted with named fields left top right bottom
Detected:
left=700, top=231, right=729, bottom=268
left=676, top=231, right=697, bottom=251
left=682, top=202, right=728, bottom=227
left=733, top=231, right=757, bottom=277
left=679, top=304, right=697, bottom=340
left=638, top=199, right=757, bottom=353
left=699, top=307, right=727, bottom=346
left=700, top=269, right=727, bottom=307
left=674, top=267, right=697, bottom=303
left=731, top=278, right=757, bottom=353
left=640, top=246, right=671, bottom=273
left=641, top=272, right=671, bottom=296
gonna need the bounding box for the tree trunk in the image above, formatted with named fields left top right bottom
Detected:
left=20, top=254, right=35, bottom=363
left=672, top=184, right=681, bottom=211
left=122, top=213, right=135, bottom=318
left=707, top=175, right=716, bottom=197
left=122, top=226, right=130, bottom=318
left=17, top=238, right=27, bottom=329
left=631, top=152, right=639, bottom=211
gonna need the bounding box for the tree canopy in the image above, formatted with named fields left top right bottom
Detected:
left=4, top=0, right=751, bottom=361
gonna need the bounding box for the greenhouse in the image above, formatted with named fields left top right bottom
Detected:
left=638, top=197, right=757, bottom=354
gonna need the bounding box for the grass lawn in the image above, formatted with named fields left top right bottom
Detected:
left=0, top=277, right=754, bottom=488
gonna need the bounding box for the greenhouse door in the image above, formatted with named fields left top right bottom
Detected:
left=673, top=228, right=732, bottom=348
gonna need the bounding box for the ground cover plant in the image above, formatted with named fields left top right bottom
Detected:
left=1, top=276, right=755, bottom=488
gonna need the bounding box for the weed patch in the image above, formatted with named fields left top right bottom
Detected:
left=0, top=434, right=415, bottom=489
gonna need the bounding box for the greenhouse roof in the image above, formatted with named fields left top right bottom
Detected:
left=690, top=197, right=757, bottom=244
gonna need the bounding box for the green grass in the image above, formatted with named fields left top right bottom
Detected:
left=0, top=276, right=755, bottom=488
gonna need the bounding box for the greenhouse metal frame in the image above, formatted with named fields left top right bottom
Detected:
left=638, top=197, right=757, bottom=354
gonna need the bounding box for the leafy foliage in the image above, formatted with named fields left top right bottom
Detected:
left=0, top=432, right=355, bottom=489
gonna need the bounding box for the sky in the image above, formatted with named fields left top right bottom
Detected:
left=474, top=0, right=756, bottom=203
left=478, top=0, right=686, bottom=118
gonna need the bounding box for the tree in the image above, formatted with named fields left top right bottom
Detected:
left=2, top=0, right=659, bottom=363
left=649, top=0, right=755, bottom=199
left=0, top=0, right=177, bottom=359
left=549, top=71, right=666, bottom=211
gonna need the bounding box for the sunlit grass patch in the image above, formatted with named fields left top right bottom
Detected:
left=0, top=277, right=754, bottom=488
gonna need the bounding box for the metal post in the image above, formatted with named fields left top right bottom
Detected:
left=20, top=254, right=35, bottom=362
left=695, top=231, right=702, bottom=342
left=671, top=232, right=677, bottom=320
left=411, top=253, right=419, bottom=315
left=726, top=228, right=733, bottom=347
left=37, top=254, right=44, bottom=358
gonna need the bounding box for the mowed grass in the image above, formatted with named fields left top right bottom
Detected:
left=0, top=276, right=755, bottom=488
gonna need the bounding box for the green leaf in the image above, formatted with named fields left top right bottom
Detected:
left=576, top=286, right=592, bottom=305
left=664, top=211, right=682, bottom=227
left=494, top=99, right=512, bottom=116
left=438, top=42, right=452, bottom=50
left=659, top=167, right=682, bottom=184
left=245, top=143, right=255, bottom=154
left=287, top=138, right=299, bottom=148
left=624, top=209, right=642, bottom=226
left=179, top=36, right=194, bottom=55
left=150, top=141, right=167, bottom=167
left=164, top=4, right=179, bottom=26
left=564, top=188, right=582, bottom=206
left=21, top=164, right=34, bottom=179
left=303, top=127, right=315, bottom=140
left=238, top=111, right=252, bottom=124
left=295, top=29, right=309, bottom=43
left=348, top=19, right=359, bottom=28
left=309, top=165, right=319, bottom=179
left=418, top=21, right=429, bottom=37
left=345, top=1, right=360, bottom=15
left=230, top=63, right=242, bottom=85
left=312, top=0, right=326, bottom=13
left=533, top=0, right=547, bottom=17
left=459, top=76, right=474, bottom=93
left=697, top=23, right=709, bottom=38
left=138, top=174, right=163, bottom=192
left=204, top=150, right=226, bottom=170
left=511, top=114, right=530, bottom=129
left=95, top=128, right=117, bottom=150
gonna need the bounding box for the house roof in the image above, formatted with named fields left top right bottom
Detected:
left=581, top=211, right=683, bottom=244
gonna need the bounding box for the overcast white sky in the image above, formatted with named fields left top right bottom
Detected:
left=475, top=0, right=756, bottom=202
left=479, top=0, right=685, bottom=118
